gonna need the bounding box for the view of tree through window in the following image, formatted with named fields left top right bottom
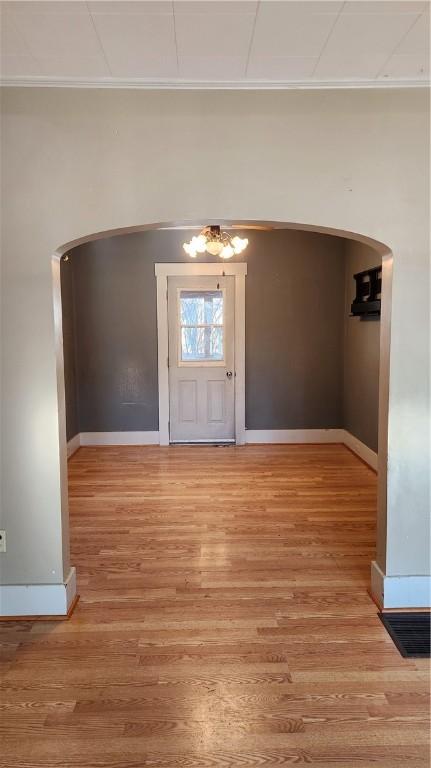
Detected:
left=180, top=290, right=224, bottom=362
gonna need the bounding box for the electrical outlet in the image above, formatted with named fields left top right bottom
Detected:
left=0, top=531, right=6, bottom=553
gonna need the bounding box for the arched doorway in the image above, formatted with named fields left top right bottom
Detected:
left=52, top=219, right=392, bottom=609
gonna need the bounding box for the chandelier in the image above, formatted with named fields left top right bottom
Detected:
left=183, top=226, right=248, bottom=260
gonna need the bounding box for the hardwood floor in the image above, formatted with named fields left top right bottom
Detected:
left=1, top=444, right=429, bottom=767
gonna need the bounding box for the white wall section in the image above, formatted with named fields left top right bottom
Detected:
left=0, top=568, right=76, bottom=618
left=1, top=88, right=429, bottom=611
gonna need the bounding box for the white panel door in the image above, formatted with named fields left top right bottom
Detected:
left=168, top=275, right=235, bottom=442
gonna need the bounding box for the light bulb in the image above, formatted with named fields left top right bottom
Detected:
left=232, top=236, right=248, bottom=254
left=220, top=244, right=234, bottom=260
left=195, top=234, right=207, bottom=253
left=206, top=240, right=223, bottom=256
left=183, top=242, right=197, bottom=257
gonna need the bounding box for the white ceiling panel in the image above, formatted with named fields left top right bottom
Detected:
left=2, top=1, right=88, bottom=13
left=88, top=2, right=173, bottom=14
left=254, top=1, right=344, bottom=13
left=247, top=55, right=317, bottom=80
left=0, top=54, right=40, bottom=76
left=174, top=11, right=255, bottom=58
left=395, top=10, right=430, bottom=54
left=0, top=0, right=429, bottom=87
left=179, top=55, right=246, bottom=79
left=1, top=13, right=29, bottom=55
left=108, top=53, right=178, bottom=78
left=36, top=54, right=110, bottom=77
left=315, top=52, right=389, bottom=80
left=343, top=1, right=427, bottom=14
left=174, top=1, right=258, bottom=13
left=251, top=4, right=339, bottom=58
left=93, top=12, right=176, bottom=60
left=379, top=52, right=430, bottom=79
left=8, top=10, right=102, bottom=58
left=323, top=11, right=420, bottom=56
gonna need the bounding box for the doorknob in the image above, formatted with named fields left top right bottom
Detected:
left=226, top=371, right=233, bottom=379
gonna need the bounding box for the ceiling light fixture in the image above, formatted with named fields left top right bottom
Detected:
left=183, top=226, right=248, bottom=260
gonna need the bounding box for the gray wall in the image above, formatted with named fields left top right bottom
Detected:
left=245, top=231, right=345, bottom=429
left=343, top=241, right=381, bottom=452
left=60, top=259, right=79, bottom=442
left=61, top=228, right=347, bottom=436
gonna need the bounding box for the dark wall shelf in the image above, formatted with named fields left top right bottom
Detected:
left=350, top=265, right=381, bottom=319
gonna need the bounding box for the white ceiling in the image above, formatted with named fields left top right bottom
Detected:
left=1, top=0, right=429, bottom=88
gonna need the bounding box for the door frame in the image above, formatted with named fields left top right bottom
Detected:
left=155, top=262, right=247, bottom=446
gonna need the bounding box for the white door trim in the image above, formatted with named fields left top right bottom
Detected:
left=155, top=263, right=247, bottom=446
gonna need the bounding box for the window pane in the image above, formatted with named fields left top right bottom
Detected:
left=209, top=296, right=223, bottom=325
left=209, top=326, right=223, bottom=359
left=180, top=295, right=204, bottom=325
left=181, top=327, right=204, bottom=360
left=181, top=326, right=224, bottom=362
left=180, top=290, right=223, bottom=325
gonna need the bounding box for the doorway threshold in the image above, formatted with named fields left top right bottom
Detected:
left=169, top=440, right=236, bottom=446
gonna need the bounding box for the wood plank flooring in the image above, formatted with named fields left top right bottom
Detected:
left=1, top=444, right=429, bottom=767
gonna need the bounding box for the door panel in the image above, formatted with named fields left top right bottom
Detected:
left=168, top=275, right=235, bottom=442
left=207, top=379, right=226, bottom=423
left=178, top=379, right=197, bottom=423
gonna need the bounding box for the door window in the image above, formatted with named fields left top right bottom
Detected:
left=179, top=290, right=224, bottom=363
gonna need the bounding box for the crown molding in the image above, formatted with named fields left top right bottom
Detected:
left=1, top=76, right=429, bottom=90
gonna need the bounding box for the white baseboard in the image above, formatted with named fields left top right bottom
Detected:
left=245, top=428, right=377, bottom=471
left=68, top=432, right=160, bottom=452
left=343, top=430, right=378, bottom=471
left=67, top=433, right=81, bottom=458
left=371, top=560, right=431, bottom=609
left=68, top=429, right=377, bottom=473
left=80, top=431, right=160, bottom=446
left=0, top=567, right=77, bottom=617
left=245, top=429, right=345, bottom=444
